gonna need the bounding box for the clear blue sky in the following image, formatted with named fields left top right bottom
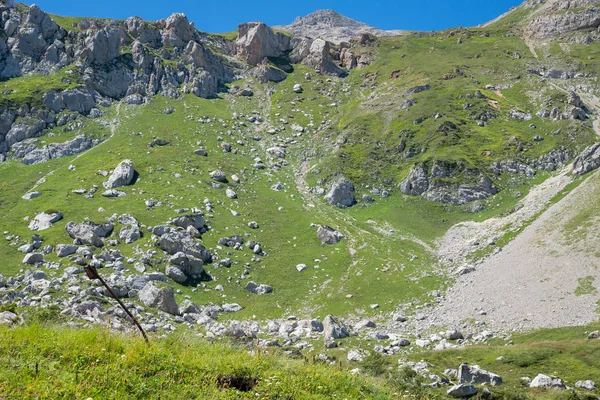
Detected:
left=24, top=0, right=523, bottom=33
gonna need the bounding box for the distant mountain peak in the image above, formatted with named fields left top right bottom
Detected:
left=275, top=9, right=406, bottom=44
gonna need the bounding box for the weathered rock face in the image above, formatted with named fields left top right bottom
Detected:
left=324, top=176, right=355, bottom=207
left=138, top=281, right=179, bottom=315
left=236, top=22, right=291, bottom=66
left=294, top=38, right=345, bottom=76
left=525, top=0, right=600, bottom=39
left=103, top=160, right=135, bottom=189
left=573, top=143, right=600, bottom=175
left=65, top=221, right=114, bottom=247
left=399, top=164, right=429, bottom=196
left=156, top=13, right=195, bottom=48
left=400, top=162, right=499, bottom=205
left=21, top=135, right=97, bottom=165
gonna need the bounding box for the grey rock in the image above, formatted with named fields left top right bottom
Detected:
left=102, top=189, right=126, bottom=198
left=400, top=164, right=429, bottom=196
left=168, top=251, right=204, bottom=276
left=573, top=143, right=600, bottom=175
left=65, top=221, right=113, bottom=247
left=447, top=384, right=477, bottom=398
left=56, top=244, right=78, bottom=257
left=244, top=281, right=273, bottom=294
left=222, top=303, right=243, bottom=312
left=575, top=380, right=596, bottom=390
left=61, top=88, right=96, bottom=114
left=210, top=169, right=227, bottom=182
left=236, top=22, right=291, bottom=66
left=22, top=252, right=43, bottom=264
left=165, top=265, right=187, bottom=283
left=530, top=374, right=566, bottom=389
left=158, top=230, right=211, bottom=263
left=138, top=281, right=179, bottom=315
left=22, top=192, right=41, bottom=200
left=28, top=211, right=62, bottom=231
left=171, top=214, right=205, bottom=230
left=317, top=225, right=344, bottom=245
left=324, top=176, right=355, bottom=207
left=323, top=315, right=349, bottom=340
left=119, top=225, right=141, bottom=244
left=458, top=363, right=502, bottom=386
left=103, top=160, right=135, bottom=189
left=0, top=311, right=19, bottom=325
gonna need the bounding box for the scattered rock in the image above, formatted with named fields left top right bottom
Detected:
left=244, top=281, right=273, bottom=294
left=530, top=374, right=566, bottom=390
left=28, top=212, right=62, bottom=231
left=458, top=363, right=502, bottom=386
left=447, top=384, right=477, bottom=398
left=317, top=225, right=344, bottom=245
left=324, top=176, right=355, bottom=207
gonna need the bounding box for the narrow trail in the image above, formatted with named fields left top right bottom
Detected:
left=26, top=102, right=122, bottom=194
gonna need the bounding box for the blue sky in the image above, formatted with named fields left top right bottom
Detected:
left=24, top=0, right=523, bottom=33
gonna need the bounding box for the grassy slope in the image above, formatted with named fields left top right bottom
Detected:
left=2, top=323, right=600, bottom=399
left=0, top=7, right=598, bottom=325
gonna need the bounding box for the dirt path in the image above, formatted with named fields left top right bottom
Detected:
left=416, top=169, right=600, bottom=332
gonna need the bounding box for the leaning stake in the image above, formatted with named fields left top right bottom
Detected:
left=84, top=265, right=149, bottom=343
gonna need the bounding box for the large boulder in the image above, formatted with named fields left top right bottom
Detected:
left=236, top=22, right=291, bottom=66
left=297, top=38, right=345, bottom=76
left=138, top=281, right=179, bottom=315
left=28, top=211, right=62, bottom=231
left=171, top=214, right=205, bottom=230
left=324, top=176, right=355, bottom=207
left=458, top=363, right=502, bottom=386
left=157, top=230, right=211, bottom=263
left=168, top=251, right=205, bottom=276
left=323, top=315, right=349, bottom=340
left=103, top=159, right=135, bottom=189
left=65, top=221, right=114, bottom=247
left=317, top=225, right=344, bottom=245
left=244, top=281, right=273, bottom=294
left=530, top=374, right=566, bottom=389
left=447, top=384, right=477, bottom=398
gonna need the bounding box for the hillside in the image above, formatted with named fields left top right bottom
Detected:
left=1, top=0, right=600, bottom=398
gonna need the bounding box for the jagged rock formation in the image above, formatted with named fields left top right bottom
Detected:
left=524, top=0, right=600, bottom=40
left=274, top=9, right=405, bottom=44
left=0, top=3, right=364, bottom=163
left=400, top=161, right=499, bottom=205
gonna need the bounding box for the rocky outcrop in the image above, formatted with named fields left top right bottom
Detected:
left=21, top=135, right=98, bottom=165
left=400, top=161, right=499, bottom=205
left=525, top=1, right=600, bottom=39
left=291, top=37, right=345, bottom=76
left=236, top=22, right=291, bottom=66
left=573, top=142, right=600, bottom=175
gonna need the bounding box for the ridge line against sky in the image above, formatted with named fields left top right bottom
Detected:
left=22, top=0, right=524, bottom=33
